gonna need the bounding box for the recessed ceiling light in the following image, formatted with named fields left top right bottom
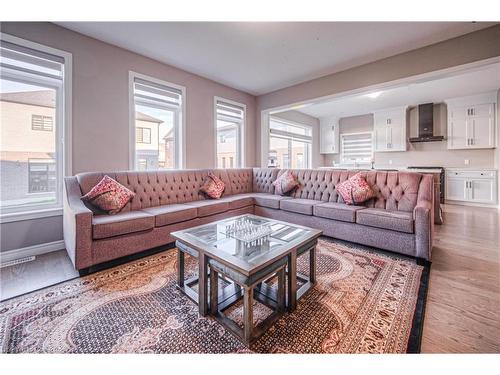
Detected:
left=365, top=91, right=383, bottom=99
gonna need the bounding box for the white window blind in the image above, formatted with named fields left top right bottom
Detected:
left=133, top=77, right=182, bottom=109
left=216, top=99, right=244, bottom=121
left=0, top=40, right=64, bottom=79
left=341, top=132, right=373, bottom=164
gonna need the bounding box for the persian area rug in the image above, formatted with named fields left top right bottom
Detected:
left=0, top=239, right=428, bottom=353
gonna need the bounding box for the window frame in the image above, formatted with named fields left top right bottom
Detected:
left=214, top=96, right=246, bottom=169
left=0, top=33, right=72, bottom=223
left=129, top=71, right=186, bottom=170
left=268, top=117, right=312, bottom=169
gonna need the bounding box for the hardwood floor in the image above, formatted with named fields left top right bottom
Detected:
left=0, top=250, right=78, bottom=301
left=421, top=204, right=500, bottom=353
left=0, top=204, right=498, bottom=352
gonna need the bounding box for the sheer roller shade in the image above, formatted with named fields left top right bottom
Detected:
left=133, top=77, right=182, bottom=109
left=269, top=118, right=312, bottom=143
left=0, top=40, right=64, bottom=79
left=216, top=99, right=244, bottom=121
left=341, top=132, right=373, bottom=164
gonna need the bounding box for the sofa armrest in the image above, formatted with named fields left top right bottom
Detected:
left=413, top=175, right=434, bottom=261
left=63, top=176, right=93, bottom=270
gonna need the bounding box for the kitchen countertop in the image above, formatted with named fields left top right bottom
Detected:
left=318, top=166, right=498, bottom=173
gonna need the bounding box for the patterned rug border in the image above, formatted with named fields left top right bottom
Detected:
left=0, top=237, right=431, bottom=353
left=319, top=237, right=431, bottom=353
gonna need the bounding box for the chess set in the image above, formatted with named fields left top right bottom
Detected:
left=223, top=218, right=273, bottom=246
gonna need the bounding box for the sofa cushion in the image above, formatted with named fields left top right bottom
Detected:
left=142, top=204, right=197, bottom=227
left=185, top=199, right=230, bottom=217
left=356, top=208, right=414, bottom=233
left=279, top=198, right=321, bottom=216
left=313, top=202, right=366, bottom=223
left=92, top=211, right=154, bottom=239
left=219, top=194, right=255, bottom=210
left=251, top=193, right=291, bottom=209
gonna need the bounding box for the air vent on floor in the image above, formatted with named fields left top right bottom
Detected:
left=0, top=256, right=36, bottom=268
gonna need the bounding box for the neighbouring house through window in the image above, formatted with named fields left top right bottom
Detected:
left=31, top=115, right=53, bottom=131
left=215, top=98, right=245, bottom=168
left=136, top=127, right=151, bottom=144
left=268, top=118, right=312, bottom=169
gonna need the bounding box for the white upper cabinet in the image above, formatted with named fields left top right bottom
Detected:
left=373, top=106, right=407, bottom=152
left=446, top=92, right=497, bottom=150
left=319, top=118, right=339, bottom=154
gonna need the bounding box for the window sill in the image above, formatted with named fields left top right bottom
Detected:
left=0, top=207, right=63, bottom=224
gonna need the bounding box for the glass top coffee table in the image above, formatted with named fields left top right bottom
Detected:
left=171, top=214, right=322, bottom=344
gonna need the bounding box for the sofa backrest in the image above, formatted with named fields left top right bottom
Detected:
left=277, top=169, right=424, bottom=212
left=226, top=169, right=253, bottom=195
left=253, top=168, right=279, bottom=194
left=75, top=169, right=251, bottom=212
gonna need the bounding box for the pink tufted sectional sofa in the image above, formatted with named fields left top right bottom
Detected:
left=63, top=168, right=434, bottom=273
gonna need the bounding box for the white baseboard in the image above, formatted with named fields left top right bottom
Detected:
left=445, top=200, right=500, bottom=209
left=0, top=240, right=65, bottom=264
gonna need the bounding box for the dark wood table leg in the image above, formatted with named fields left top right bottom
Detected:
left=277, top=267, right=285, bottom=313
left=210, top=268, right=219, bottom=316
left=309, top=246, right=316, bottom=284
left=287, top=251, right=297, bottom=312
left=198, top=252, right=208, bottom=316
left=243, top=286, right=254, bottom=345
left=177, top=248, right=185, bottom=287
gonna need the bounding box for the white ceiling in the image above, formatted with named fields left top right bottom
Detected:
left=296, top=63, right=500, bottom=119
left=55, top=22, right=496, bottom=95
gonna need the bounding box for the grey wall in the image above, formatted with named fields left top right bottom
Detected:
left=271, top=110, right=323, bottom=168
left=256, top=25, right=500, bottom=166
left=324, top=104, right=496, bottom=168
left=0, top=22, right=257, bottom=252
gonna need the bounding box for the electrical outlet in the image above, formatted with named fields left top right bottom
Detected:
left=464, top=159, right=470, bottom=166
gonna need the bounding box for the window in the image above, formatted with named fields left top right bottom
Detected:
left=135, top=127, right=151, bottom=144
left=0, top=34, right=71, bottom=216
left=340, top=132, right=373, bottom=165
left=31, top=115, right=53, bottom=131
left=130, top=72, right=185, bottom=170
left=215, top=98, right=245, bottom=168
left=268, top=118, right=312, bottom=168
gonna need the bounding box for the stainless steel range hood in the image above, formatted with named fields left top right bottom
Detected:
left=408, top=103, right=445, bottom=143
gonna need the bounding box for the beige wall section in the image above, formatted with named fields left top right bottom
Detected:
left=496, top=89, right=500, bottom=203
left=324, top=104, right=496, bottom=168
left=271, top=110, right=323, bottom=168
left=256, top=25, right=500, bottom=165
left=0, top=22, right=257, bottom=173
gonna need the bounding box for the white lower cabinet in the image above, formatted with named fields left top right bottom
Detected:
left=445, top=169, right=497, bottom=205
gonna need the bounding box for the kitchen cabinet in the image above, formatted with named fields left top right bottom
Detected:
left=319, top=118, right=339, bottom=154
left=446, top=92, right=496, bottom=150
left=445, top=169, right=497, bottom=205
left=373, top=107, right=407, bottom=152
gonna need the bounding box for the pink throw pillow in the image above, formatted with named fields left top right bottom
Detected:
left=200, top=172, right=225, bottom=199
left=81, top=175, right=135, bottom=214
left=336, top=173, right=376, bottom=205
left=273, top=171, right=299, bottom=196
